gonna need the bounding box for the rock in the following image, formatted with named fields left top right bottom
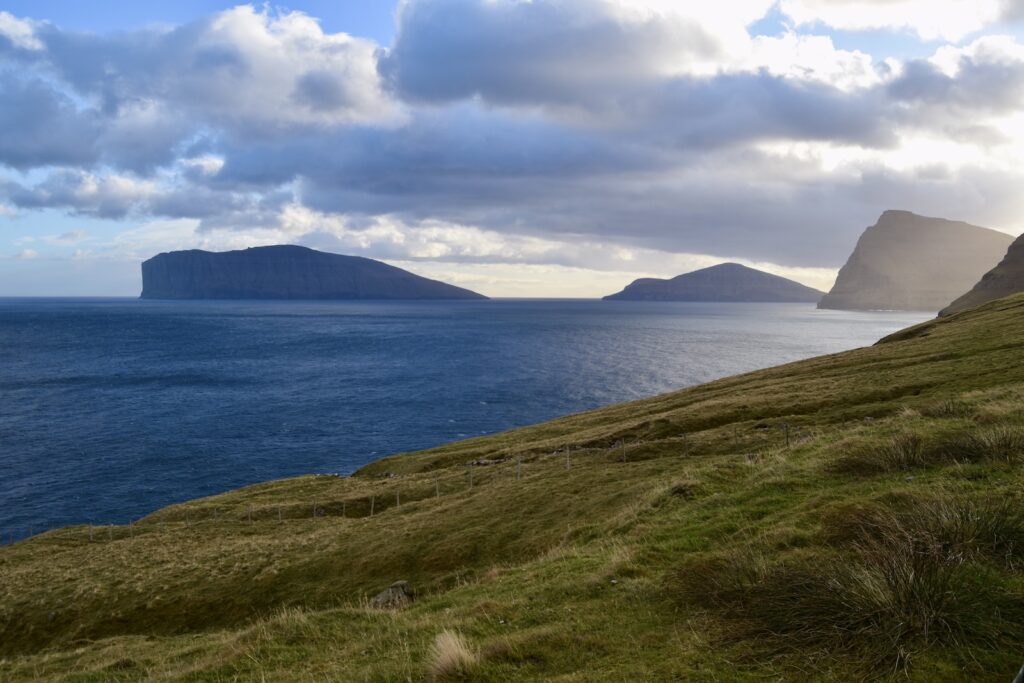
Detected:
left=140, top=245, right=488, bottom=300
left=369, top=581, right=414, bottom=609
left=940, top=233, right=1024, bottom=316
left=603, top=263, right=823, bottom=302
left=818, top=210, right=1012, bottom=312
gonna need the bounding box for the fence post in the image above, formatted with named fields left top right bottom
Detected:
left=278, top=507, right=283, bottom=523
left=566, top=450, right=571, bottom=470
left=435, top=477, right=440, bottom=497
left=468, top=464, right=474, bottom=490
left=370, top=495, right=375, bottom=516
left=621, top=440, right=626, bottom=463
left=516, top=457, right=522, bottom=481
left=396, top=490, right=401, bottom=507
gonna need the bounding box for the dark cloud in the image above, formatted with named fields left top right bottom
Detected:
left=0, top=74, right=100, bottom=169
left=380, top=0, right=724, bottom=107
left=889, top=55, right=1024, bottom=113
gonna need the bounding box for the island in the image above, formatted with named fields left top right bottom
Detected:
left=602, top=262, right=824, bottom=302
left=818, top=210, right=1012, bottom=312
left=140, top=245, right=487, bottom=300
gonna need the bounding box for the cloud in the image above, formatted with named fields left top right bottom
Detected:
left=0, top=11, right=42, bottom=51
left=0, top=75, right=102, bottom=170
left=52, top=230, right=89, bottom=243
left=5, top=170, right=156, bottom=219
left=778, top=0, right=1008, bottom=41
left=380, top=0, right=742, bottom=107
left=2, top=1, right=1024, bottom=296
left=35, top=6, right=400, bottom=134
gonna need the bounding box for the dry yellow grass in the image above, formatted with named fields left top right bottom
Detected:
left=428, top=630, right=479, bottom=681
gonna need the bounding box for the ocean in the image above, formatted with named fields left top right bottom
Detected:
left=0, top=298, right=930, bottom=540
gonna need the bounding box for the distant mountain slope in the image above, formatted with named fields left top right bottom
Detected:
left=941, top=233, right=1024, bottom=316
left=140, top=245, right=487, bottom=300
left=818, top=210, right=1012, bottom=312
left=603, top=262, right=823, bottom=302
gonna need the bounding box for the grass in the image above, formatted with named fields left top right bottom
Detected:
left=2, top=294, right=1024, bottom=680
left=673, top=491, right=1024, bottom=673
left=428, top=630, right=479, bottom=681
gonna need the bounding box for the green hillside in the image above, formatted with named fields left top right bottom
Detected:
left=3, top=296, right=1024, bottom=681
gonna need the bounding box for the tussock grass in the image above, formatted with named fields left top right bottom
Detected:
left=919, top=399, right=976, bottom=419
left=941, top=425, right=1024, bottom=464
left=830, top=432, right=936, bottom=474
left=825, top=495, right=1024, bottom=570
left=428, top=630, right=478, bottom=681
left=675, top=492, right=1024, bottom=673
left=673, top=544, right=1021, bottom=673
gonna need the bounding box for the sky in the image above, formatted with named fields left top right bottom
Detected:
left=2, top=1, right=1024, bottom=297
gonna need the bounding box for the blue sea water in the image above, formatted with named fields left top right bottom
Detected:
left=0, top=298, right=929, bottom=540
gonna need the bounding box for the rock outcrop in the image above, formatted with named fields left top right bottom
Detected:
left=941, top=233, right=1024, bottom=316
left=818, top=211, right=1012, bottom=312
left=140, top=245, right=487, bottom=300
left=369, top=581, right=414, bottom=609
left=603, top=263, right=823, bottom=302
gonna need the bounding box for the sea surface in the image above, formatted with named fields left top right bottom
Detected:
left=0, top=298, right=930, bottom=540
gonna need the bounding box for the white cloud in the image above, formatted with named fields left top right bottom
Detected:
left=0, top=11, right=42, bottom=50
left=744, top=33, right=883, bottom=90
left=14, top=248, right=38, bottom=259
left=779, top=0, right=1007, bottom=42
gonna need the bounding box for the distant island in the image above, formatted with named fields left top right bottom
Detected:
left=140, top=245, right=487, bottom=300
left=941, top=232, right=1024, bottom=316
left=818, top=210, right=1012, bottom=312
left=603, top=262, right=823, bottom=302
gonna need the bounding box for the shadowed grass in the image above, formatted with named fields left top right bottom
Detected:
left=672, top=494, right=1024, bottom=674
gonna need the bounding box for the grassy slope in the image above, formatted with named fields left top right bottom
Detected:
left=2, top=296, right=1024, bottom=681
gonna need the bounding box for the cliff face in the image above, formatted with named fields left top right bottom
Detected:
left=603, top=263, right=824, bottom=302
left=140, top=246, right=487, bottom=300
left=818, top=211, right=1013, bottom=312
left=940, top=233, right=1024, bottom=316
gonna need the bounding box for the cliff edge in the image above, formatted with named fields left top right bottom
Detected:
left=817, top=210, right=1012, bottom=312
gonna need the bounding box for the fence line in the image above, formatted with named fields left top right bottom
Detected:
left=1, top=423, right=813, bottom=546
